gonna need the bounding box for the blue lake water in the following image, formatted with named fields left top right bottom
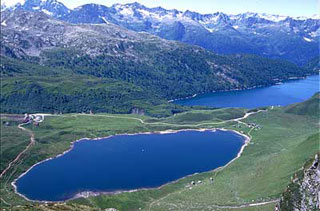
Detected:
left=15, top=130, right=245, bottom=202
left=175, top=75, right=319, bottom=108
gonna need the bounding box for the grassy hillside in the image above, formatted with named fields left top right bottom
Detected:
left=1, top=95, right=319, bottom=211
left=70, top=108, right=318, bottom=211
left=1, top=10, right=317, bottom=115
left=285, top=92, right=320, bottom=117
left=0, top=115, right=30, bottom=172
left=1, top=56, right=187, bottom=117
left=1, top=46, right=313, bottom=116
left=304, top=57, right=320, bottom=72
left=276, top=151, right=320, bottom=211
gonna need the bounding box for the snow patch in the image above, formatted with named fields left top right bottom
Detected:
left=209, top=15, right=219, bottom=23
left=42, top=9, right=52, bottom=16
left=294, top=16, right=308, bottom=21
left=1, top=0, right=25, bottom=8
left=309, top=31, right=319, bottom=38
left=101, top=16, right=109, bottom=24
left=138, top=9, right=151, bottom=17
left=203, top=26, right=215, bottom=33
left=303, top=37, right=312, bottom=42
left=310, top=14, right=320, bottom=20
left=136, top=9, right=182, bottom=23
left=119, top=7, right=134, bottom=16
left=236, top=12, right=287, bottom=22
left=258, top=13, right=287, bottom=22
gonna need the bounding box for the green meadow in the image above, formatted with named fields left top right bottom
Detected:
left=0, top=94, right=319, bottom=211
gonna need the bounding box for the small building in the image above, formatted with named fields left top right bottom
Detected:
left=34, top=115, right=43, bottom=122
left=131, top=108, right=145, bottom=115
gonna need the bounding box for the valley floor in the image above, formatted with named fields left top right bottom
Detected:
left=0, top=101, right=319, bottom=211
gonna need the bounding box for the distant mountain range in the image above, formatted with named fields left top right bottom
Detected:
left=1, top=9, right=316, bottom=115
left=1, top=0, right=319, bottom=65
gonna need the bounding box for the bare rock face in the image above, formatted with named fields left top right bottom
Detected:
left=2, top=0, right=320, bottom=65
left=275, top=154, right=320, bottom=211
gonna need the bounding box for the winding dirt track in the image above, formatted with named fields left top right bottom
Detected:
left=0, top=123, right=35, bottom=179
left=1, top=109, right=277, bottom=209
left=74, top=109, right=266, bottom=128
left=147, top=124, right=279, bottom=210
left=0, top=110, right=265, bottom=179
left=205, top=199, right=279, bottom=209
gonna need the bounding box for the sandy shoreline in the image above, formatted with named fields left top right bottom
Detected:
left=12, top=127, right=250, bottom=203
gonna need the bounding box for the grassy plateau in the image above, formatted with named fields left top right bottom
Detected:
left=0, top=94, right=319, bottom=211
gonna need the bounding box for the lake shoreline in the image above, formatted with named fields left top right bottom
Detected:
left=12, top=128, right=250, bottom=203
left=169, top=75, right=315, bottom=103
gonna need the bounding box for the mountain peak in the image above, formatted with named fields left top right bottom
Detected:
left=3, top=0, right=70, bottom=17
left=74, top=3, right=107, bottom=10
left=1, top=0, right=25, bottom=7
left=1, top=0, right=24, bottom=11
left=124, top=2, right=144, bottom=8
left=112, top=1, right=146, bottom=10
left=2, top=0, right=319, bottom=66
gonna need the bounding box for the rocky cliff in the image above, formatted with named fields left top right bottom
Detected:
left=276, top=153, right=320, bottom=211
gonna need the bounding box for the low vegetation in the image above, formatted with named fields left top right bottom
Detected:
left=0, top=115, right=29, bottom=172
left=0, top=56, right=188, bottom=117
left=0, top=96, right=319, bottom=211
left=1, top=10, right=317, bottom=115
left=285, top=92, right=320, bottom=117
left=304, top=56, right=320, bottom=72
left=275, top=151, right=320, bottom=211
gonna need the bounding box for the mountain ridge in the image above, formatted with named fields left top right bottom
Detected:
left=2, top=0, right=319, bottom=20
left=1, top=10, right=316, bottom=115
left=2, top=0, right=319, bottom=65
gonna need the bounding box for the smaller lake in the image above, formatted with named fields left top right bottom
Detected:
left=15, top=130, right=245, bottom=202
left=175, top=75, right=319, bottom=108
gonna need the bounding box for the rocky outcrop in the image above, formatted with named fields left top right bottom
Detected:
left=275, top=153, right=320, bottom=211
left=2, top=0, right=319, bottom=65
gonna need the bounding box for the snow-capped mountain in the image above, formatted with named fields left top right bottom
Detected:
left=21, top=0, right=70, bottom=18
left=2, top=0, right=319, bottom=65
left=1, top=0, right=24, bottom=11
left=64, top=2, right=319, bottom=65
left=1, top=0, right=70, bottom=18
left=1, top=0, right=25, bottom=8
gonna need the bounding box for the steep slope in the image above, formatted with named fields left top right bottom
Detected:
left=285, top=92, right=320, bottom=117
left=65, top=3, right=320, bottom=66
left=1, top=0, right=70, bottom=18
left=0, top=10, right=316, bottom=114
left=0, top=56, right=179, bottom=116
left=3, top=0, right=319, bottom=65
left=275, top=152, right=320, bottom=211
left=304, top=57, right=320, bottom=72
